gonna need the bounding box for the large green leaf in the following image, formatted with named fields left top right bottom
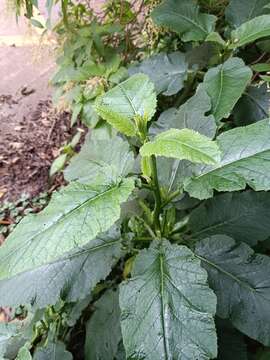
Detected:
left=150, top=88, right=217, bottom=138
left=128, top=52, right=188, bottom=96
left=120, top=240, right=217, bottom=359
left=0, top=227, right=121, bottom=308
left=141, top=129, right=220, bottom=164
left=151, top=0, right=216, bottom=42
left=188, top=191, right=270, bottom=246
left=33, top=342, right=72, bottom=360
left=95, top=74, right=156, bottom=136
left=199, top=57, right=252, bottom=122
left=225, top=0, right=270, bottom=27
left=233, top=84, right=270, bottom=126
left=230, top=15, right=270, bottom=48
left=184, top=119, right=270, bottom=199
left=64, top=135, right=134, bottom=184
left=0, top=323, right=20, bottom=359
left=195, top=235, right=270, bottom=345
left=0, top=179, right=134, bottom=281
left=85, top=289, right=122, bottom=360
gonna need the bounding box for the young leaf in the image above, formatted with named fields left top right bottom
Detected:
left=85, top=289, right=122, bottom=360
left=188, top=191, right=270, bottom=246
left=199, top=57, right=252, bottom=122
left=0, top=179, right=134, bottom=281
left=225, top=0, right=270, bottom=27
left=184, top=119, right=270, bottom=199
left=150, top=88, right=217, bottom=138
left=128, top=52, right=188, bottom=96
left=120, top=241, right=217, bottom=360
left=151, top=0, right=217, bottom=42
left=16, top=346, right=32, bottom=360
left=64, top=135, right=134, bottom=184
left=140, top=128, right=221, bottom=165
left=230, top=15, right=270, bottom=48
left=33, top=342, right=72, bottom=360
left=95, top=74, right=156, bottom=136
left=0, top=226, right=121, bottom=308
left=233, top=84, right=270, bottom=126
left=195, top=235, right=270, bottom=346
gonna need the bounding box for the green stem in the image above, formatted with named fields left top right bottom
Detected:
left=149, top=155, right=162, bottom=235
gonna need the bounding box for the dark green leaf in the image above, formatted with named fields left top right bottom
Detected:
left=0, top=179, right=134, bottom=281
left=233, top=84, right=270, bottom=125
left=64, top=135, right=134, bottom=185
left=33, top=342, right=72, bottom=360
left=225, top=0, right=270, bottom=27
left=188, top=191, right=270, bottom=246
left=0, top=226, right=121, bottom=308
left=230, top=15, right=270, bottom=48
left=184, top=119, right=270, bottom=199
left=120, top=240, right=217, bottom=360
left=151, top=0, right=217, bottom=42
left=129, top=52, right=188, bottom=96
left=85, top=289, right=121, bottom=360
left=199, top=57, right=252, bottom=122
left=150, top=88, right=217, bottom=138
left=196, top=235, right=270, bottom=345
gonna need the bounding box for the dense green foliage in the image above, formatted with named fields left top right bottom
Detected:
left=2, top=0, right=270, bottom=359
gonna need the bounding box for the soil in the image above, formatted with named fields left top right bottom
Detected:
left=0, top=96, right=76, bottom=202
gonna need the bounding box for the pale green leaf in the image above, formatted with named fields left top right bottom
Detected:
left=64, top=135, right=134, bottom=184
left=95, top=74, right=156, bottom=136
left=50, top=154, right=67, bottom=177
left=184, top=119, right=270, bottom=199
left=0, top=179, right=134, bottom=281
left=200, top=57, right=252, bottom=122
left=196, top=235, right=270, bottom=345
left=120, top=240, right=217, bottom=360
left=151, top=0, right=217, bottom=42
left=205, top=32, right=226, bottom=46
left=33, top=342, right=72, bottom=360
left=150, top=88, right=217, bottom=138
left=251, top=62, right=270, bottom=72
left=16, top=346, right=32, bottom=360
left=0, top=226, right=121, bottom=308
left=85, top=289, right=121, bottom=360
left=233, top=84, right=270, bottom=125
left=188, top=191, right=270, bottom=246
left=129, top=52, right=187, bottom=96
left=230, top=15, right=270, bottom=48
left=140, top=128, right=221, bottom=165
left=225, top=0, right=270, bottom=27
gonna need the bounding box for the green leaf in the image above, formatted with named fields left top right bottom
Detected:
left=150, top=88, right=217, bottom=138
left=151, top=0, right=217, bottom=42
left=225, top=0, right=270, bottom=27
left=233, top=84, right=270, bottom=125
left=186, top=43, right=220, bottom=70
left=188, top=191, right=270, bottom=246
left=0, top=226, right=121, bottom=308
left=230, top=15, right=270, bottom=48
left=195, top=235, right=270, bottom=345
left=95, top=74, right=156, bottom=136
left=216, top=319, right=247, bottom=360
left=120, top=240, right=217, bottom=360
left=128, top=52, right=188, bottom=96
left=251, top=62, right=270, bottom=72
left=0, top=323, right=20, bottom=358
left=33, top=342, right=72, bottom=360
left=71, top=103, right=82, bottom=126
left=16, top=346, right=32, bottom=360
left=205, top=32, right=226, bottom=46
left=0, top=179, right=134, bottom=281
left=49, top=154, right=67, bottom=177
left=85, top=289, right=121, bottom=360
left=184, top=119, right=270, bottom=199
left=64, top=135, right=134, bottom=185
left=199, top=57, right=252, bottom=122
left=140, top=128, right=221, bottom=165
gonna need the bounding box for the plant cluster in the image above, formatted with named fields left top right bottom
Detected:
left=2, top=0, right=270, bottom=359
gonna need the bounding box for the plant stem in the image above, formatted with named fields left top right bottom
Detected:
left=149, top=155, right=162, bottom=234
